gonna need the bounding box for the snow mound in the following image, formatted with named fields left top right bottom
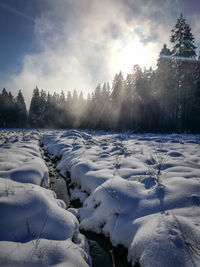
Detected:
left=42, top=130, right=200, bottom=267
left=0, top=179, right=76, bottom=242
left=0, top=136, right=49, bottom=187
left=0, top=130, right=91, bottom=267
left=0, top=237, right=90, bottom=267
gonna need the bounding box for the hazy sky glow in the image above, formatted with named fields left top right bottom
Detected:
left=0, top=0, right=200, bottom=105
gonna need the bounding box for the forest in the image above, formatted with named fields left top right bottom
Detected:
left=0, top=14, right=200, bottom=132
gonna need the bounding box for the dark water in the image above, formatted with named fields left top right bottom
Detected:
left=81, top=230, right=133, bottom=267
left=43, top=158, right=70, bottom=206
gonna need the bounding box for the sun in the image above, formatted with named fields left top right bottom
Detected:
left=117, top=37, right=156, bottom=74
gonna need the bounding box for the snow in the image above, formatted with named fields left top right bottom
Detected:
left=42, top=130, right=200, bottom=267
left=70, top=186, right=88, bottom=203
left=0, top=132, right=49, bottom=187
left=1, top=129, right=200, bottom=266
left=0, top=130, right=91, bottom=267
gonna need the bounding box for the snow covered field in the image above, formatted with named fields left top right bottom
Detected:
left=0, top=130, right=91, bottom=267
left=42, top=130, right=200, bottom=267
left=0, top=129, right=200, bottom=267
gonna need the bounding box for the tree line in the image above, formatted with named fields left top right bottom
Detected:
left=0, top=88, right=27, bottom=128
left=0, top=14, right=200, bottom=132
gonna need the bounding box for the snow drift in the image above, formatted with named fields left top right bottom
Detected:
left=0, top=130, right=91, bottom=267
left=42, top=130, right=200, bottom=267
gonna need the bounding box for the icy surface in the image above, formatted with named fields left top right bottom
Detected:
left=0, top=130, right=91, bottom=267
left=42, top=130, right=200, bottom=267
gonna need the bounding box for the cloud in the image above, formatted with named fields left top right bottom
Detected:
left=3, top=0, right=182, bottom=106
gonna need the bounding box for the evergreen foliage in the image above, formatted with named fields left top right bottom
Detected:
left=0, top=89, right=27, bottom=128
left=15, top=90, right=27, bottom=128
left=170, top=13, right=196, bottom=58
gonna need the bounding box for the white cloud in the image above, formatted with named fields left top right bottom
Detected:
left=4, top=0, right=181, bottom=106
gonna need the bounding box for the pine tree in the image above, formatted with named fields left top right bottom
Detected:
left=43, top=92, right=52, bottom=128
left=110, top=72, right=125, bottom=130
left=66, top=91, right=72, bottom=108
left=155, top=44, right=176, bottom=131
left=170, top=13, right=196, bottom=58
left=157, top=44, right=171, bottom=68
left=170, top=14, right=197, bottom=131
left=111, top=72, right=124, bottom=104
left=134, top=66, right=158, bottom=130
left=78, top=92, right=85, bottom=108
left=72, top=89, right=78, bottom=111
left=65, top=91, right=74, bottom=128
left=86, top=84, right=101, bottom=128
left=15, top=90, right=27, bottom=128
left=0, top=89, right=9, bottom=127
left=29, top=87, right=43, bottom=127
left=160, top=44, right=171, bottom=56
left=75, top=92, right=85, bottom=127
left=102, top=82, right=110, bottom=102
left=99, top=83, right=111, bottom=129
left=0, top=89, right=16, bottom=127
left=60, top=91, right=66, bottom=106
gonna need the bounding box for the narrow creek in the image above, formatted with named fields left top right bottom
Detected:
left=40, top=147, right=134, bottom=267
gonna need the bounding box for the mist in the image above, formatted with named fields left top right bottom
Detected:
left=1, top=0, right=197, bottom=106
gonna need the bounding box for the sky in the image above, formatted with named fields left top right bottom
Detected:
left=0, top=0, right=200, bottom=106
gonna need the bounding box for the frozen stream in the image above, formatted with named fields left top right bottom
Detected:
left=41, top=147, right=133, bottom=267
left=41, top=151, right=70, bottom=207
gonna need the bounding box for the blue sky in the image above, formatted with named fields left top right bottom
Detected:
left=0, top=0, right=200, bottom=105
left=0, top=0, right=46, bottom=76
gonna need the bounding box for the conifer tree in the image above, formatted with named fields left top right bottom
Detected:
left=66, top=91, right=74, bottom=128
left=15, top=90, right=27, bottom=128
left=170, top=14, right=197, bottom=130
left=43, top=92, right=52, bottom=128
left=111, top=72, right=125, bottom=129
left=155, top=44, right=176, bottom=130
left=0, top=89, right=16, bottom=127
left=111, top=72, right=124, bottom=104
left=170, top=13, right=196, bottom=58
left=78, top=91, right=85, bottom=108
left=99, top=83, right=111, bottom=129
left=66, top=91, right=72, bottom=108
left=29, top=87, right=41, bottom=127
left=157, top=44, right=171, bottom=68
left=60, top=91, right=66, bottom=106
left=72, top=89, right=78, bottom=111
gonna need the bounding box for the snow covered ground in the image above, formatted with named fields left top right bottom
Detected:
left=1, top=129, right=199, bottom=267
left=0, top=130, right=91, bottom=267
left=42, top=130, right=200, bottom=267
